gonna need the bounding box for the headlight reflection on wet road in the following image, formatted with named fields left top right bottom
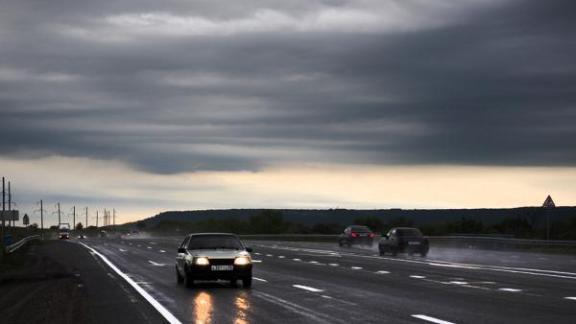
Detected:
left=194, top=292, right=213, bottom=324
left=192, top=290, right=251, bottom=324
left=234, top=292, right=250, bottom=324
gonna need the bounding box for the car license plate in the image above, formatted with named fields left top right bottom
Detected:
left=211, top=265, right=233, bottom=271
left=408, top=241, right=421, bottom=245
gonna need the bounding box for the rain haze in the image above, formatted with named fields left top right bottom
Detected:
left=1, top=0, right=575, bottom=225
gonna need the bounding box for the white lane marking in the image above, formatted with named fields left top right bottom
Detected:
left=329, top=263, right=339, bottom=267
left=263, top=244, right=576, bottom=280
left=351, top=266, right=362, bottom=270
left=119, top=248, right=127, bottom=252
left=278, top=256, right=285, bottom=259
left=449, top=281, right=468, bottom=285
left=293, top=284, right=324, bottom=293
left=410, top=275, right=426, bottom=279
left=78, top=243, right=182, bottom=324
left=293, top=258, right=301, bottom=262
left=159, top=250, right=166, bottom=253
left=412, top=314, right=456, bottom=324
left=376, top=270, right=390, bottom=274
left=253, top=277, right=268, bottom=282
left=309, top=260, right=319, bottom=264
left=148, top=260, right=166, bottom=267
left=252, top=260, right=263, bottom=263
left=254, top=252, right=262, bottom=255
left=321, top=295, right=333, bottom=299
left=564, top=297, right=576, bottom=301
left=254, top=291, right=342, bottom=324
left=266, top=254, right=273, bottom=257
left=147, top=246, right=152, bottom=249
left=498, top=288, right=522, bottom=292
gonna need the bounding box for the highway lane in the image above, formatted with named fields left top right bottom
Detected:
left=75, top=236, right=576, bottom=324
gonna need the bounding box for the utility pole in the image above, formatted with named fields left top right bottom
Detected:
left=73, top=206, right=76, bottom=231
left=2, top=177, right=5, bottom=240
left=96, top=210, right=99, bottom=227
left=57, top=203, right=61, bottom=225
left=85, top=207, right=88, bottom=228
left=40, top=200, right=44, bottom=231
left=8, top=181, right=11, bottom=227
left=113, top=209, right=116, bottom=226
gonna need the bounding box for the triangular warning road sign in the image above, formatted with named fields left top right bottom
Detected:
left=542, top=195, right=555, bottom=208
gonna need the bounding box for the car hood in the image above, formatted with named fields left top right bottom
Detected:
left=188, top=249, right=249, bottom=259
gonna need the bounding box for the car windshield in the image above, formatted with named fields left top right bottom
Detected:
left=187, top=235, right=243, bottom=250
left=396, top=228, right=423, bottom=237
left=351, top=226, right=371, bottom=232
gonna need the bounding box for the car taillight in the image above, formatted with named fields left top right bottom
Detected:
left=351, top=232, right=358, bottom=237
left=369, top=233, right=375, bottom=238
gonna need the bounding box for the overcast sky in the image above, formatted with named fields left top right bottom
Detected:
left=1, top=0, right=575, bottom=225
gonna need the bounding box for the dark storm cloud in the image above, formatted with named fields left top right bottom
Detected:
left=0, top=0, right=575, bottom=173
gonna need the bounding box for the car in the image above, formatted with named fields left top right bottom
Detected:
left=338, top=225, right=375, bottom=247
left=175, top=233, right=253, bottom=288
left=378, top=227, right=429, bottom=257
left=78, top=234, right=87, bottom=239
left=59, top=232, right=70, bottom=240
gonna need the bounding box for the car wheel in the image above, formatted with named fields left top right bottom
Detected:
left=378, top=247, right=385, bottom=256
left=183, top=271, right=194, bottom=288
left=420, top=250, right=428, bottom=257
left=391, top=248, right=397, bottom=257
left=242, top=276, right=252, bottom=288
left=176, top=266, right=183, bottom=284
left=338, top=241, right=343, bottom=247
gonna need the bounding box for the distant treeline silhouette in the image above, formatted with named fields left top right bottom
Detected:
left=133, top=208, right=576, bottom=240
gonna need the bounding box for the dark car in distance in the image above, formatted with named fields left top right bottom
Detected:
left=338, top=225, right=375, bottom=247
left=379, top=227, right=429, bottom=257
left=175, top=233, right=253, bottom=288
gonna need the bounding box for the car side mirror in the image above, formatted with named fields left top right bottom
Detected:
left=246, top=247, right=253, bottom=253
left=177, top=248, right=186, bottom=253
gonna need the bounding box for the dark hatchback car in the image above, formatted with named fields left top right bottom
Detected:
left=175, top=233, right=253, bottom=288
left=338, top=225, right=375, bottom=247
left=379, top=227, right=429, bottom=257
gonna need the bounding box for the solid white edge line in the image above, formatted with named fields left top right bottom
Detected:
left=293, top=284, right=324, bottom=292
left=78, top=243, right=182, bottom=324
left=412, top=314, right=456, bottom=324
left=564, top=297, right=576, bottom=301
left=252, top=277, right=268, bottom=282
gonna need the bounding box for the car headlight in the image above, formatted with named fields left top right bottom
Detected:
left=194, top=257, right=210, bottom=265
left=234, top=256, right=251, bottom=266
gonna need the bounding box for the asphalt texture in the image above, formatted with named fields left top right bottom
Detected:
left=0, top=240, right=165, bottom=324
left=61, top=235, right=576, bottom=324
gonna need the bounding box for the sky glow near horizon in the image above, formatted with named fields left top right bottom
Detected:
left=1, top=0, right=575, bottom=226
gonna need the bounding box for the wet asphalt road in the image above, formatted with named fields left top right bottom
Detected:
left=68, top=236, right=576, bottom=324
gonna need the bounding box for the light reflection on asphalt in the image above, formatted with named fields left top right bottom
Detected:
left=194, top=292, right=213, bottom=324
left=191, top=288, right=251, bottom=324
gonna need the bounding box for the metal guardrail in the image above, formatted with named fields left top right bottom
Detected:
left=5, top=235, right=40, bottom=254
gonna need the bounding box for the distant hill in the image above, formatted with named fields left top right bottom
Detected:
left=135, top=207, right=576, bottom=228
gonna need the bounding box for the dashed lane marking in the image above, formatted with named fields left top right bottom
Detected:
left=498, top=288, right=522, bottom=292
left=410, top=275, right=426, bottom=279
left=293, top=284, right=324, bottom=293
left=351, top=266, right=362, bottom=270
left=564, top=297, right=576, bottom=301
left=412, top=314, right=456, bottom=324
left=253, top=277, right=268, bottom=282
left=376, top=270, right=390, bottom=274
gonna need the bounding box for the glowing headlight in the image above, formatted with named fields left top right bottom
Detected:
left=234, top=256, right=251, bottom=266
left=194, top=257, right=210, bottom=265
